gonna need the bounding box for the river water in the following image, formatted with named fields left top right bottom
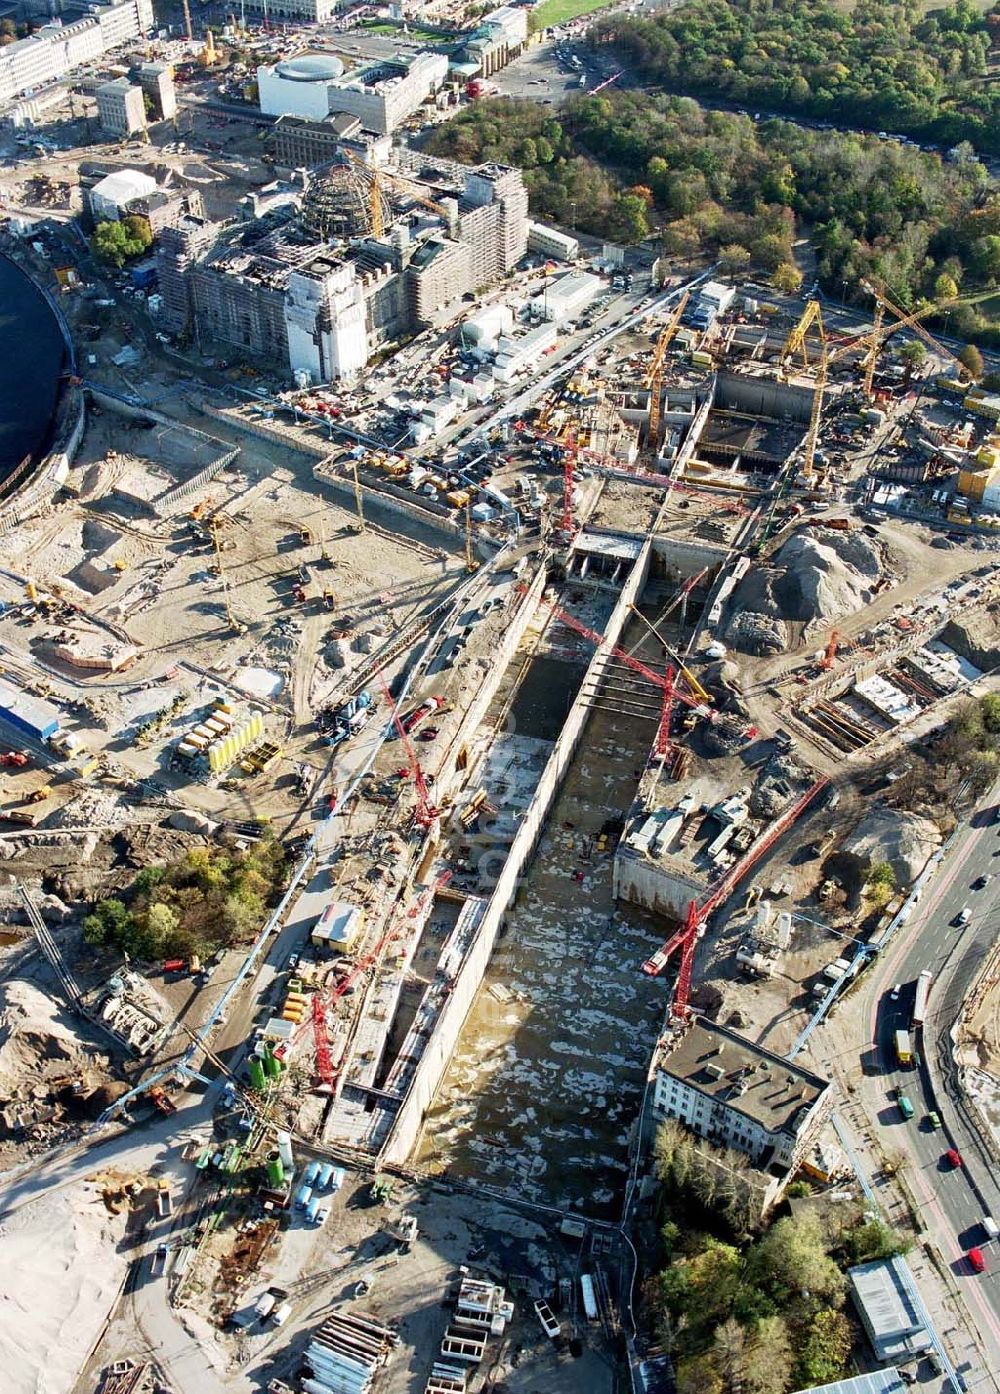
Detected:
left=0, top=255, right=66, bottom=479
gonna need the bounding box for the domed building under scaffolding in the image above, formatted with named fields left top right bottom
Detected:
left=300, top=161, right=391, bottom=242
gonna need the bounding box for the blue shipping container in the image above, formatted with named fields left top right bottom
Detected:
left=329, top=1166, right=345, bottom=1193
left=303, top=1160, right=321, bottom=1187
left=294, top=1185, right=312, bottom=1210
left=131, top=259, right=158, bottom=290
left=305, top=1196, right=321, bottom=1224
left=316, top=1163, right=334, bottom=1191
left=0, top=678, right=59, bottom=742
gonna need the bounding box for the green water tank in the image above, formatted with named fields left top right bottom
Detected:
left=248, top=1057, right=266, bottom=1092
left=266, top=1153, right=284, bottom=1188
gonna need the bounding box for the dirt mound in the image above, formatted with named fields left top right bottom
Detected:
left=941, top=613, right=1000, bottom=673
left=835, top=806, right=941, bottom=891
left=0, top=981, right=105, bottom=1103
left=727, top=528, right=882, bottom=653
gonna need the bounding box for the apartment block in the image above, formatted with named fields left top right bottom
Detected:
left=651, top=1015, right=832, bottom=1176
left=137, top=62, right=176, bottom=122
left=97, top=78, right=146, bottom=137
left=0, top=0, right=153, bottom=108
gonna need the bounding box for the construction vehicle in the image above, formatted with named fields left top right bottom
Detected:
left=818, top=630, right=839, bottom=672
left=322, top=690, right=376, bottom=748
left=148, top=1085, right=177, bottom=1115
left=29, top=785, right=53, bottom=803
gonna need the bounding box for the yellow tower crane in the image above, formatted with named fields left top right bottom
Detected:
left=646, top=291, right=689, bottom=449
left=859, top=278, right=963, bottom=396
left=341, top=150, right=459, bottom=241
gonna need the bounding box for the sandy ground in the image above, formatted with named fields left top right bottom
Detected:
left=0, top=1181, right=128, bottom=1394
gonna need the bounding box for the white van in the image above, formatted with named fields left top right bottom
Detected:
left=271, top=1302, right=292, bottom=1326
left=254, top=1292, right=276, bottom=1320
left=983, top=1216, right=999, bottom=1241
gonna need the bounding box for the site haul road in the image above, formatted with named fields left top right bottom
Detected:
left=861, top=790, right=1000, bottom=1383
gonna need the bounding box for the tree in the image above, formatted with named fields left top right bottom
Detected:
left=742, top=1315, right=794, bottom=1394
left=144, top=902, right=179, bottom=954
left=971, top=235, right=1000, bottom=285
left=934, top=271, right=960, bottom=301
left=796, top=1309, right=852, bottom=1386
left=772, top=263, right=804, bottom=293
left=959, top=343, right=985, bottom=380
left=90, top=217, right=150, bottom=268
left=750, top=1213, right=846, bottom=1304
left=980, top=693, right=1000, bottom=734
left=718, top=243, right=751, bottom=275
left=83, top=897, right=133, bottom=947
left=897, top=340, right=927, bottom=367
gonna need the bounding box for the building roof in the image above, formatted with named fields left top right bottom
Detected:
left=0, top=677, right=60, bottom=738
left=793, top=1372, right=907, bottom=1394
left=657, top=1016, right=829, bottom=1138
left=848, top=1257, right=930, bottom=1362
left=274, top=53, right=345, bottom=82
left=91, top=168, right=157, bottom=207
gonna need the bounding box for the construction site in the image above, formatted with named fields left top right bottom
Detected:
left=4, top=206, right=1000, bottom=1394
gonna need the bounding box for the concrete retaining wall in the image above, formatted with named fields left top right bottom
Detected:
left=380, top=539, right=654, bottom=1166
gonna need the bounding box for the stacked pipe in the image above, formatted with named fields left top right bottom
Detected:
left=303, top=1310, right=399, bottom=1394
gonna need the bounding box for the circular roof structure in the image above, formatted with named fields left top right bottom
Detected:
left=275, top=53, right=344, bottom=82
left=300, top=163, right=389, bottom=242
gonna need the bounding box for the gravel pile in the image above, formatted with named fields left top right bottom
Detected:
left=727, top=527, right=882, bottom=653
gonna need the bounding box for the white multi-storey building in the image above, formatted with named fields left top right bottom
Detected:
left=651, top=1016, right=831, bottom=1175
left=0, top=0, right=154, bottom=108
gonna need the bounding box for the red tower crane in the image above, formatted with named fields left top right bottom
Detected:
left=818, top=629, right=840, bottom=672
left=642, top=778, right=829, bottom=1018
left=515, top=422, right=749, bottom=517
left=562, top=425, right=578, bottom=538
left=303, top=870, right=454, bottom=1089
left=521, top=588, right=751, bottom=765
left=375, top=671, right=440, bottom=829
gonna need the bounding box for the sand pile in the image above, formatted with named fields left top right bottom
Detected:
left=0, top=1184, right=129, bottom=1394
left=728, top=527, right=882, bottom=653
left=836, top=806, right=941, bottom=890
left=0, top=980, right=103, bottom=1103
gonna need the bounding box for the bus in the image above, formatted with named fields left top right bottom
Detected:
left=912, top=969, right=933, bottom=1030
left=897, top=1091, right=915, bottom=1121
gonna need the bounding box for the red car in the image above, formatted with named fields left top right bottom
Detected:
left=968, top=1247, right=987, bottom=1273
left=946, top=1148, right=963, bottom=1168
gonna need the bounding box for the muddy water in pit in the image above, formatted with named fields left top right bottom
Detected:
left=417, top=647, right=672, bottom=1219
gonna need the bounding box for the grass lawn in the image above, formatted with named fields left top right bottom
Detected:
left=534, top=0, right=616, bottom=27
left=361, top=20, right=453, bottom=41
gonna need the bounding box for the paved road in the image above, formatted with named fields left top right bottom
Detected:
left=865, top=799, right=1000, bottom=1386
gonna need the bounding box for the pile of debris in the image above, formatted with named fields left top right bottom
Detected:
left=750, top=753, right=815, bottom=819
left=0, top=980, right=114, bottom=1142
left=702, top=713, right=755, bottom=757
left=727, top=527, right=883, bottom=654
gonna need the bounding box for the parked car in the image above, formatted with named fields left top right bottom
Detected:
left=946, top=1148, right=963, bottom=1168
left=968, top=1247, right=987, bottom=1273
